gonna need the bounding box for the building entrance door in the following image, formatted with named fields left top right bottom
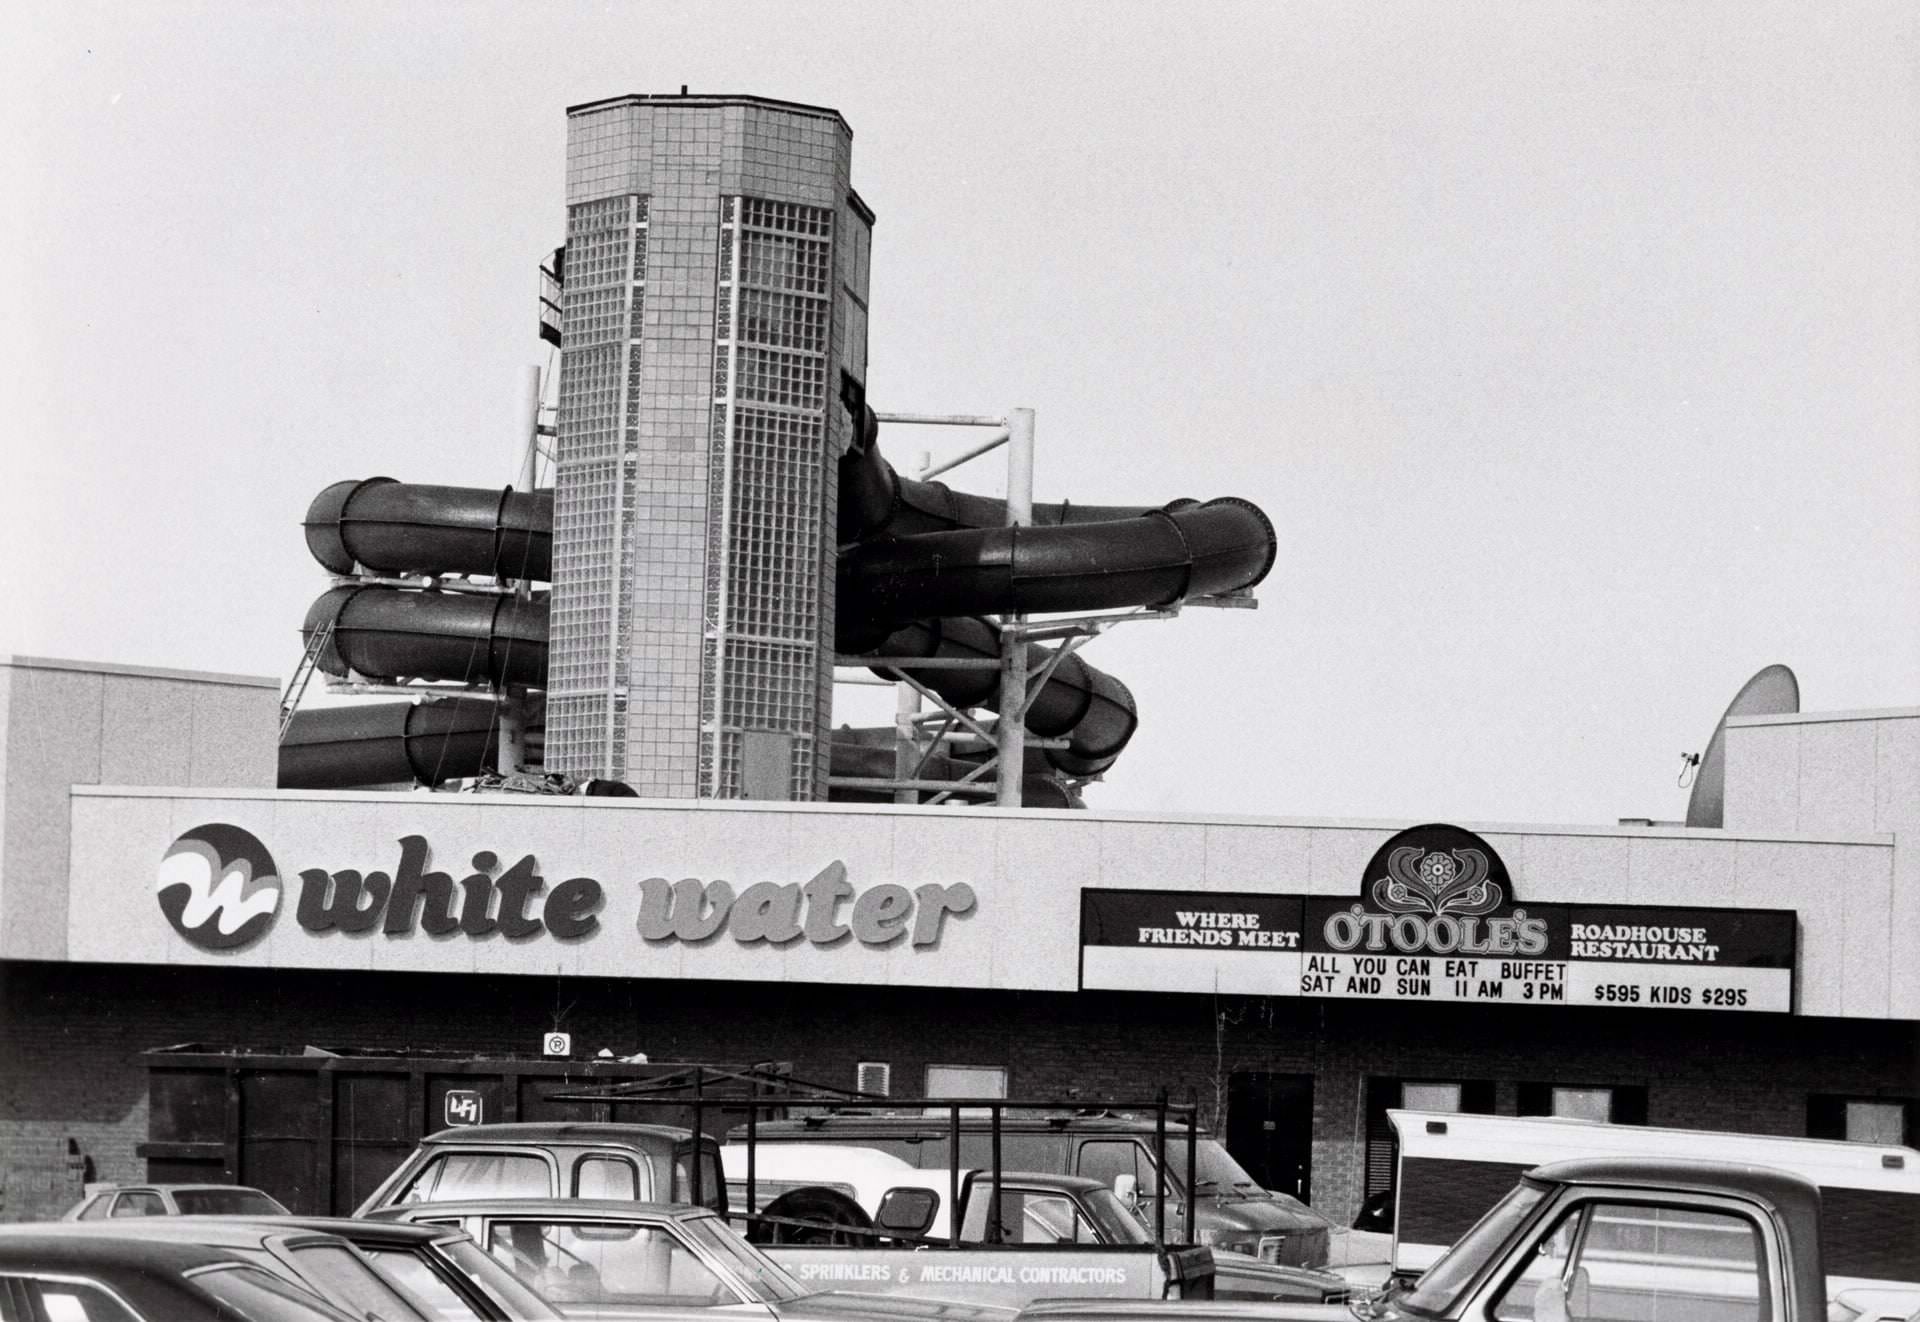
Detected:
left=1225, top=1071, right=1314, bottom=1204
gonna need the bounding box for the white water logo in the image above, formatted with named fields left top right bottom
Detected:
left=156, top=824, right=283, bottom=950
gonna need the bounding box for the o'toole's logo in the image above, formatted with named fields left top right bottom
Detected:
left=1324, top=822, right=1548, bottom=957
left=157, top=824, right=284, bottom=951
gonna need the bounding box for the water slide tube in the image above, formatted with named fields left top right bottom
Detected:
left=279, top=697, right=503, bottom=790
left=282, top=413, right=1276, bottom=793
left=304, top=477, right=552, bottom=581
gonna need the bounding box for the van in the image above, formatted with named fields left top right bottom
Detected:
left=734, top=1112, right=1332, bottom=1268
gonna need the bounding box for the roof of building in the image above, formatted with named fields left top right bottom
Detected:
left=565, top=91, right=851, bottom=136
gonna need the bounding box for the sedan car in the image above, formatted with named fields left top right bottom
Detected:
left=371, top=1199, right=1012, bottom=1322
left=16, top=1220, right=430, bottom=1321
left=63, top=1182, right=290, bottom=1220
left=0, top=1229, right=359, bottom=1322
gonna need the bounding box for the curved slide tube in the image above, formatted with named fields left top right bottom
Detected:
left=304, top=585, right=548, bottom=689
left=280, top=698, right=502, bottom=790
left=284, top=412, right=1275, bottom=793
left=862, top=617, right=1136, bottom=777
left=305, top=477, right=553, bottom=582
left=836, top=498, right=1277, bottom=650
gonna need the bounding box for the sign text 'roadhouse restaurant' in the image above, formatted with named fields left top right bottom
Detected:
left=1081, top=824, right=1797, bottom=1012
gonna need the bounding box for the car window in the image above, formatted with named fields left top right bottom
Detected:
left=677, top=1214, right=810, bottom=1303
left=1488, top=1201, right=1767, bottom=1322
left=191, top=1265, right=363, bottom=1322
left=75, top=1195, right=113, bottom=1221
left=358, top=1249, right=482, bottom=1322
left=433, top=1238, right=562, bottom=1319
left=175, top=1189, right=288, bottom=1216
left=670, top=1150, right=726, bottom=1213
left=7, top=1277, right=142, bottom=1322
left=483, top=1220, right=737, bottom=1308
left=961, top=1188, right=1097, bottom=1245
left=402, top=1152, right=550, bottom=1203
left=110, top=1191, right=165, bottom=1218
left=286, top=1243, right=428, bottom=1320
left=1075, top=1140, right=1144, bottom=1190
left=575, top=1156, right=638, bottom=1200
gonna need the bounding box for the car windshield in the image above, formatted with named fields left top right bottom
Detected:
left=677, top=1214, right=812, bottom=1302
left=1399, top=1181, right=1550, bottom=1317
left=175, top=1189, right=289, bottom=1216
left=1187, top=1140, right=1263, bottom=1192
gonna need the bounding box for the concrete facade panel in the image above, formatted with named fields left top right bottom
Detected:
left=1798, top=720, right=1880, bottom=835
left=1724, top=722, right=1800, bottom=832
left=1, top=666, right=103, bottom=959
left=1204, top=822, right=1311, bottom=893
left=100, top=678, right=195, bottom=787
left=1306, top=828, right=1381, bottom=895
left=1627, top=834, right=1741, bottom=907
left=1892, top=834, right=1920, bottom=1019
left=1097, top=818, right=1211, bottom=891
left=1876, top=716, right=1920, bottom=833
left=1517, top=832, right=1634, bottom=904
left=185, top=683, right=277, bottom=788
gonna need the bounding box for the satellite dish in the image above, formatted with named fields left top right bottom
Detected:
left=1684, top=664, right=1799, bottom=828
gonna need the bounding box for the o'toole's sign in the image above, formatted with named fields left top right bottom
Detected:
left=1080, top=823, right=1796, bottom=1013
left=155, top=826, right=976, bottom=955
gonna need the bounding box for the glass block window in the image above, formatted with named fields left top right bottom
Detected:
left=550, top=192, right=648, bottom=778
left=704, top=195, right=835, bottom=799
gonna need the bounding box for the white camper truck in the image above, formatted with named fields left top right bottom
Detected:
left=1387, top=1109, right=1920, bottom=1308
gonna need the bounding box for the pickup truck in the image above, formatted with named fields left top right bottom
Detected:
left=721, top=1145, right=1345, bottom=1307
left=1386, top=1108, right=1920, bottom=1306
left=1226, top=1156, right=1887, bottom=1322
left=737, top=1111, right=1332, bottom=1268
left=363, top=1123, right=1221, bottom=1309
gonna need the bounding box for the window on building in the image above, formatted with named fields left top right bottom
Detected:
left=1363, top=1077, right=1495, bottom=1203
left=926, top=1065, right=1007, bottom=1099
left=1516, top=1083, right=1649, bottom=1124
left=1809, top=1094, right=1915, bottom=1145
left=923, top=1064, right=1007, bottom=1117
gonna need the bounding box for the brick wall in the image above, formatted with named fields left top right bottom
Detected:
left=3, top=961, right=1915, bottom=1224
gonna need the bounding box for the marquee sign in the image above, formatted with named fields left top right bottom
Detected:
left=1080, top=823, right=1796, bottom=1013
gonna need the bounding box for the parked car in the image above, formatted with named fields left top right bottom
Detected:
left=369, top=1198, right=1014, bottom=1322
left=62, top=1181, right=289, bottom=1220
left=20, top=1219, right=434, bottom=1321
left=0, top=1228, right=360, bottom=1322
left=733, top=1114, right=1330, bottom=1268
left=1015, top=1300, right=1350, bottom=1322
left=357, top=1123, right=727, bottom=1217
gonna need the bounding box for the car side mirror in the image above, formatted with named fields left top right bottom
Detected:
left=876, top=1187, right=938, bottom=1237
left=1114, top=1174, right=1139, bottom=1207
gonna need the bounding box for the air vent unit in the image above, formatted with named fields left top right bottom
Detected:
left=856, top=1061, right=891, bottom=1097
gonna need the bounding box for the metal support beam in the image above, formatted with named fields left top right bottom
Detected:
left=995, top=408, right=1035, bottom=807
left=872, top=412, right=1005, bottom=427
left=917, top=430, right=1010, bottom=479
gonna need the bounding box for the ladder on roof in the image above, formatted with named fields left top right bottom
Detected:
left=278, top=619, right=335, bottom=742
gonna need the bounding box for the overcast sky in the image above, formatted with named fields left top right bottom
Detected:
left=2, top=2, right=1914, bottom=828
